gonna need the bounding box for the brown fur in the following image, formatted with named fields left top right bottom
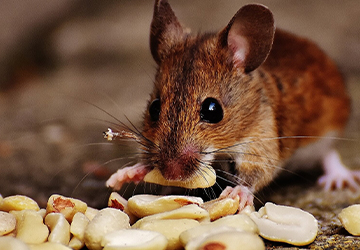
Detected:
left=141, top=0, right=350, bottom=193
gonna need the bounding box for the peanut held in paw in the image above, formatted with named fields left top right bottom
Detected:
left=143, top=167, right=216, bottom=189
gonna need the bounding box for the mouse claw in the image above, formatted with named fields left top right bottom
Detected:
left=220, top=185, right=254, bottom=212
left=106, top=163, right=149, bottom=190
left=318, top=150, right=360, bottom=191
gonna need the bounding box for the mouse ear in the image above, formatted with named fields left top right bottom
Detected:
left=218, top=4, right=275, bottom=73
left=150, top=0, right=186, bottom=64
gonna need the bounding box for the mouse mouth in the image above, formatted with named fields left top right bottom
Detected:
left=143, top=166, right=216, bottom=189
left=147, top=143, right=202, bottom=181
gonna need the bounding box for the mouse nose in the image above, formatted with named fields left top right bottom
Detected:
left=159, top=144, right=200, bottom=181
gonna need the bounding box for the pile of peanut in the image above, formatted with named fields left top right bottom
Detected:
left=0, top=192, right=320, bottom=250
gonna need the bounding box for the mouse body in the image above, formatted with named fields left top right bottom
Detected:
left=106, top=0, right=355, bottom=209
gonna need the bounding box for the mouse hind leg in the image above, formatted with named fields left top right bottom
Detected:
left=318, top=149, right=360, bottom=191
left=284, top=132, right=360, bottom=191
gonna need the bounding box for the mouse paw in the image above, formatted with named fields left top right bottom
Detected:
left=106, top=163, right=149, bottom=190
left=318, top=150, right=360, bottom=191
left=219, top=185, right=254, bottom=212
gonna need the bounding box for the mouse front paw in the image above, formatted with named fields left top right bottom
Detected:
left=219, top=185, right=254, bottom=212
left=318, top=150, right=360, bottom=191
left=106, top=163, right=149, bottom=190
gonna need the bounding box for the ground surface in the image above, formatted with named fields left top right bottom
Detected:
left=0, top=1, right=359, bottom=249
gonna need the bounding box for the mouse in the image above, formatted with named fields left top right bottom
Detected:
left=106, top=0, right=356, bottom=211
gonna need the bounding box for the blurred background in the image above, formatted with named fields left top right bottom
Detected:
left=0, top=0, right=359, bottom=209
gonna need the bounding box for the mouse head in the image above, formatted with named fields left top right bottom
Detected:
left=141, top=0, right=276, bottom=188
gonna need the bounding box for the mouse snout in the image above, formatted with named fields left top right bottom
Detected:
left=157, top=144, right=200, bottom=181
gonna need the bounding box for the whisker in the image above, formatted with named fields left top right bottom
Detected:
left=201, top=187, right=212, bottom=200
left=71, top=99, right=153, bottom=149
left=215, top=170, right=245, bottom=187
left=214, top=171, right=263, bottom=205
left=202, top=135, right=355, bottom=155
left=77, top=98, right=129, bottom=128
left=71, top=172, right=96, bottom=197
left=80, top=116, right=153, bottom=152
left=123, top=115, right=161, bottom=152
left=62, top=94, right=157, bottom=149
left=71, top=159, right=140, bottom=196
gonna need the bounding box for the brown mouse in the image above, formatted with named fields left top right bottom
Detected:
left=106, top=0, right=356, bottom=210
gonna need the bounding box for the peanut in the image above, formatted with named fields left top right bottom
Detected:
left=338, top=204, right=360, bottom=236
left=0, top=211, right=16, bottom=236
left=0, top=195, right=40, bottom=212
left=70, top=212, right=89, bottom=241
left=84, top=208, right=130, bottom=250
left=135, top=219, right=199, bottom=250
left=202, top=196, right=240, bottom=221
left=45, top=213, right=71, bottom=245
left=143, top=167, right=216, bottom=189
left=186, top=230, right=265, bottom=250
left=0, top=236, right=30, bottom=250
left=250, top=202, right=318, bottom=246
left=11, top=210, right=49, bottom=244
left=101, top=229, right=168, bottom=250
left=127, top=194, right=203, bottom=218
left=46, top=194, right=87, bottom=222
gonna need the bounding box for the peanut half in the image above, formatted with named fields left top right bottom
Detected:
left=0, top=211, right=16, bottom=236
left=186, top=230, right=265, bottom=250
left=0, top=236, right=30, bottom=250
left=180, top=213, right=258, bottom=246
left=202, top=196, right=240, bottom=221
left=68, top=236, right=84, bottom=250
left=127, top=194, right=203, bottom=218
left=46, top=194, right=87, bottom=222
left=250, top=202, right=318, bottom=246
left=28, top=242, right=72, bottom=250
left=135, top=219, right=200, bottom=250
left=84, top=208, right=130, bottom=250
left=338, top=204, right=360, bottom=236
left=0, top=195, right=40, bottom=212
left=132, top=204, right=210, bottom=228
left=45, top=213, right=71, bottom=245
left=70, top=212, right=90, bottom=241
left=84, top=207, right=99, bottom=221
left=108, top=192, right=137, bottom=224
left=11, top=210, right=49, bottom=244
left=101, top=229, right=168, bottom=250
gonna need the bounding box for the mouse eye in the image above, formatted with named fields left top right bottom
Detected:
left=149, top=98, right=161, bottom=122
left=200, top=98, right=223, bottom=123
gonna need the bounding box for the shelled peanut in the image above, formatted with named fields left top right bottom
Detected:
left=339, top=204, right=360, bottom=236
left=0, top=192, right=319, bottom=250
